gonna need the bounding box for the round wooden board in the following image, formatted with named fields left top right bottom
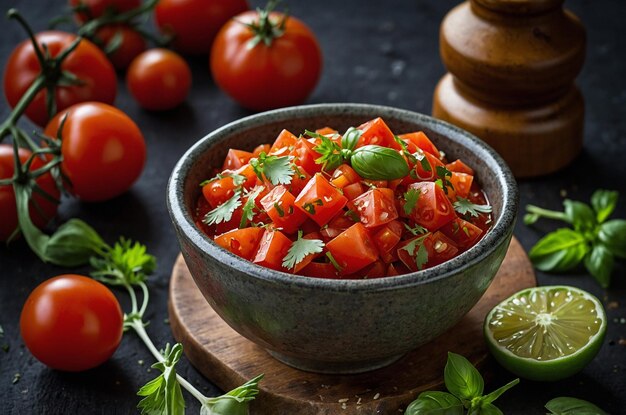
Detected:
left=168, top=237, right=535, bottom=415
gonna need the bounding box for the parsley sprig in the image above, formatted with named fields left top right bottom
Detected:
left=282, top=231, right=324, bottom=270
left=250, top=152, right=294, bottom=185
left=403, top=188, right=421, bottom=216
left=525, top=189, right=625, bottom=288
left=453, top=197, right=492, bottom=218
left=435, top=166, right=454, bottom=195
left=204, top=191, right=243, bottom=226
left=239, top=186, right=264, bottom=228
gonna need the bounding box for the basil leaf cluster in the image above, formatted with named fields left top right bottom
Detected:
left=525, top=189, right=625, bottom=287
left=405, top=352, right=518, bottom=415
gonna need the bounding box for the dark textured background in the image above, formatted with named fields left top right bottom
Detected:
left=1, top=0, right=625, bottom=413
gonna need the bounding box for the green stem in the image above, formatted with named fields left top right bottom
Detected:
left=0, top=75, right=47, bottom=140
left=125, top=283, right=139, bottom=315
left=14, top=183, right=50, bottom=261
left=128, top=318, right=208, bottom=404
left=525, top=204, right=569, bottom=223
left=138, top=281, right=150, bottom=317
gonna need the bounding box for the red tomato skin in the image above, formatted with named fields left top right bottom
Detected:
left=210, top=11, right=322, bottom=110
left=351, top=188, right=398, bottom=228
left=214, top=227, right=264, bottom=260
left=295, top=174, right=348, bottom=227
left=440, top=217, right=484, bottom=250
left=253, top=229, right=292, bottom=271
left=298, top=261, right=340, bottom=279
left=94, top=25, right=147, bottom=70
left=127, top=48, right=192, bottom=111
left=0, top=145, right=60, bottom=241
left=398, top=131, right=440, bottom=157
left=44, top=102, right=146, bottom=202
left=290, top=137, right=322, bottom=175
left=326, top=223, right=379, bottom=276
left=155, top=0, right=249, bottom=55
left=260, top=185, right=307, bottom=234
left=222, top=149, right=254, bottom=171
left=446, top=159, right=475, bottom=176
left=20, top=274, right=123, bottom=372
left=269, top=129, right=298, bottom=155
left=447, top=172, right=474, bottom=200
left=356, top=117, right=401, bottom=150
left=413, top=151, right=445, bottom=181
left=406, top=182, right=456, bottom=231
left=70, top=0, right=141, bottom=22
left=3, top=31, right=117, bottom=126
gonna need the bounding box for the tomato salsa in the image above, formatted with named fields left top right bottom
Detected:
left=193, top=117, right=492, bottom=279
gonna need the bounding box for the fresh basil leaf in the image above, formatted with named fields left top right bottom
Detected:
left=591, top=189, right=618, bottom=223
left=404, top=391, right=463, bottom=415
left=584, top=244, right=614, bottom=288
left=444, top=352, right=484, bottom=402
left=44, top=219, right=107, bottom=267
left=563, top=200, right=596, bottom=233
left=528, top=228, right=588, bottom=272
left=481, top=378, right=519, bottom=405
left=598, top=219, right=626, bottom=258
left=341, top=127, right=362, bottom=151
left=350, top=145, right=409, bottom=180
left=476, top=402, right=503, bottom=415
left=545, top=397, right=608, bottom=415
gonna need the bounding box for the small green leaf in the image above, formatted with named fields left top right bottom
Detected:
left=350, top=145, right=409, bottom=180
left=341, top=127, right=362, bottom=151
left=313, top=134, right=344, bottom=171
left=204, top=191, right=242, bottom=226
left=590, top=189, right=618, bottom=223
left=598, top=219, right=626, bottom=259
left=91, top=238, right=156, bottom=287
left=239, top=186, right=264, bottom=228
left=477, top=402, right=504, bottom=415
left=453, top=198, right=492, bottom=218
left=404, top=391, right=463, bottom=415
left=444, top=352, right=484, bottom=402
left=563, top=200, right=597, bottom=233
left=44, top=219, right=107, bottom=267
left=584, top=244, right=613, bottom=288
left=545, top=397, right=607, bottom=415
left=137, top=343, right=185, bottom=415
left=250, top=152, right=294, bottom=185
left=481, top=378, right=519, bottom=405
left=528, top=228, right=588, bottom=272
left=404, top=188, right=421, bottom=216
left=202, top=374, right=263, bottom=415
left=282, top=231, right=324, bottom=270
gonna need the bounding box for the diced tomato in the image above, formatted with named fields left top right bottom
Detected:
left=252, top=144, right=271, bottom=157
left=343, top=181, right=366, bottom=201
left=300, top=218, right=320, bottom=235
left=413, top=151, right=445, bottom=181
left=289, top=166, right=312, bottom=195
left=447, top=172, right=474, bottom=200
left=372, top=219, right=403, bottom=255
left=260, top=185, right=307, bottom=234
left=269, top=129, right=298, bottom=155
left=201, top=164, right=256, bottom=208
left=330, top=164, right=360, bottom=189
left=398, top=131, right=440, bottom=157
left=326, top=223, right=379, bottom=275
left=194, top=195, right=213, bottom=236
left=291, top=232, right=324, bottom=274
left=222, top=149, right=253, bottom=170
left=214, top=227, right=264, bottom=260
left=397, top=231, right=459, bottom=272
left=351, top=188, right=398, bottom=228
left=386, top=262, right=410, bottom=276
left=407, top=182, right=456, bottom=231
left=315, top=126, right=339, bottom=139
left=253, top=229, right=292, bottom=271
left=295, top=174, right=348, bottom=226
left=362, top=179, right=388, bottom=188
left=360, top=260, right=387, bottom=279
left=298, top=261, right=340, bottom=279
left=290, top=136, right=322, bottom=175
left=446, top=159, right=474, bottom=175
left=356, top=117, right=402, bottom=150
left=440, top=217, right=483, bottom=250
left=320, top=213, right=357, bottom=242
left=215, top=206, right=243, bottom=235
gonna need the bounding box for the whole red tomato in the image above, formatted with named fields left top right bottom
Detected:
left=210, top=9, right=322, bottom=110
left=70, top=0, right=141, bottom=23
left=3, top=31, right=117, bottom=127
left=44, top=102, right=146, bottom=202
left=20, top=274, right=124, bottom=372
left=94, top=24, right=147, bottom=70
left=126, top=48, right=192, bottom=110
left=0, top=145, right=60, bottom=242
left=155, top=0, right=249, bottom=55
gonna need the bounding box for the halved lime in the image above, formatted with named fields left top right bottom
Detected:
left=484, top=285, right=606, bottom=381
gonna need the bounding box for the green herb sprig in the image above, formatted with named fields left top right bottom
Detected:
left=282, top=230, right=324, bottom=270
left=405, top=352, right=518, bottom=415
left=525, top=189, right=625, bottom=287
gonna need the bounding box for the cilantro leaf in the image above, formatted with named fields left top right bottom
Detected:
left=435, top=166, right=454, bottom=195
left=453, top=197, right=492, bottom=218
left=250, top=152, right=293, bottom=185
left=326, top=251, right=343, bottom=272
left=312, top=132, right=344, bottom=171
left=239, top=186, right=265, bottom=228
left=403, top=188, right=421, bottom=216
left=203, top=191, right=242, bottom=226
left=137, top=343, right=186, bottom=415
left=200, top=173, right=245, bottom=187
left=404, top=222, right=428, bottom=236
left=282, top=231, right=324, bottom=270
left=400, top=235, right=429, bottom=270
left=90, top=238, right=156, bottom=286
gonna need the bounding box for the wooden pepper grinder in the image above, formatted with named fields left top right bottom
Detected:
left=432, top=0, right=586, bottom=177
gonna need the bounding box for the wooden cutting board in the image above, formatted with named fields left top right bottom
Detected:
left=168, top=237, right=535, bottom=415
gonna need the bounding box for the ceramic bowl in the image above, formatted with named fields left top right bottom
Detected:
left=166, top=103, right=518, bottom=374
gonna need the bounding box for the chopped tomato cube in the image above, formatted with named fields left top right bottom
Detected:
left=372, top=219, right=403, bottom=255
left=222, top=149, right=253, bottom=171
left=214, top=227, right=264, bottom=260
left=398, top=131, right=440, bottom=157
left=315, top=127, right=339, bottom=137
left=320, top=212, right=358, bottom=242
left=298, top=261, right=340, bottom=279
left=446, top=159, right=474, bottom=176
left=343, top=181, right=366, bottom=201
left=330, top=164, right=360, bottom=189
left=290, top=136, right=322, bottom=175
left=406, top=182, right=456, bottom=231
left=326, top=223, right=379, bottom=275
left=260, top=185, right=307, bottom=234
left=351, top=188, right=398, bottom=228
left=252, top=144, right=271, bottom=157
left=360, top=260, right=387, bottom=279
left=291, top=232, right=325, bottom=274
left=356, top=117, right=401, bottom=150
left=289, top=165, right=312, bottom=195
left=269, top=129, right=298, bottom=155
left=295, top=173, right=348, bottom=226
left=414, top=151, right=445, bottom=181
left=253, top=229, right=292, bottom=271
left=397, top=231, right=459, bottom=271
left=447, top=172, right=474, bottom=200
left=440, top=217, right=483, bottom=250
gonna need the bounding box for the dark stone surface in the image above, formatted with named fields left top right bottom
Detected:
left=0, top=0, right=624, bottom=413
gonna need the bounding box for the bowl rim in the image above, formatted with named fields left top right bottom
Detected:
left=167, top=103, right=518, bottom=292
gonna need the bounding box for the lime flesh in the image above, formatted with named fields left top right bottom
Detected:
left=484, top=286, right=606, bottom=381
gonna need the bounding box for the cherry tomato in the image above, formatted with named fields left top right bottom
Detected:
left=126, top=48, right=192, bottom=111
left=3, top=31, right=117, bottom=127
left=44, top=102, right=146, bottom=202
left=94, top=24, right=147, bottom=70
left=70, top=0, right=141, bottom=22
left=155, top=0, right=249, bottom=55
left=0, top=145, right=60, bottom=241
left=20, top=274, right=124, bottom=371
left=210, top=9, right=322, bottom=110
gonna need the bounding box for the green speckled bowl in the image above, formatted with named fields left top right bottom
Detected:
left=166, top=103, right=518, bottom=374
